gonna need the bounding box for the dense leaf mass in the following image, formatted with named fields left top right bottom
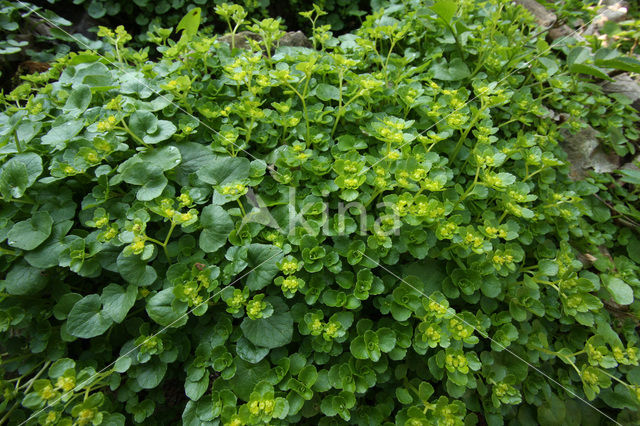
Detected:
left=1, top=1, right=640, bottom=425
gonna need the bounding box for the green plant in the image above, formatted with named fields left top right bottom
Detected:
left=597, top=4, right=640, bottom=55
left=0, top=0, right=104, bottom=88
left=46, top=0, right=368, bottom=43
left=1, top=1, right=640, bottom=425
left=542, top=0, right=640, bottom=56
left=0, top=1, right=30, bottom=61
left=538, top=0, right=600, bottom=26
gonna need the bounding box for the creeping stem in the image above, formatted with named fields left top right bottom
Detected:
left=450, top=101, right=486, bottom=162
left=0, top=361, right=51, bottom=425
left=14, top=134, right=22, bottom=153
left=119, top=120, right=151, bottom=149
left=332, top=90, right=364, bottom=138
left=144, top=221, right=177, bottom=261
left=285, top=83, right=310, bottom=147
left=237, top=199, right=247, bottom=217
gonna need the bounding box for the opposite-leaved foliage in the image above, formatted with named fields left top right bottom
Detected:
left=2, top=1, right=640, bottom=425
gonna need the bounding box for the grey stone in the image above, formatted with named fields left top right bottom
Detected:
left=513, top=0, right=556, bottom=27
left=561, top=127, right=620, bottom=179
left=621, top=155, right=640, bottom=172
left=584, top=1, right=629, bottom=35
left=217, top=30, right=312, bottom=51
left=513, top=0, right=579, bottom=41
left=278, top=31, right=312, bottom=48
left=602, top=73, right=640, bottom=111
left=218, top=31, right=263, bottom=50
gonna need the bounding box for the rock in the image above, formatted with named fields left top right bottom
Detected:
left=583, top=1, right=629, bottom=36
left=517, top=0, right=634, bottom=178
left=217, top=30, right=312, bottom=51
left=561, top=126, right=620, bottom=179
left=218, top=31, right=263, bottom=50
left=278, top=31, right=312, bottom=48
left=589, top=150, right=621, bottom=174
left=514, top=0, right=556, bottom=26
left=602, top=73, right=640, bottom=112
left=621, top=155, right=640, bottom=172
left=549, top=25, right=578, bottom=41
left=513, top=0, right=579, bottom=41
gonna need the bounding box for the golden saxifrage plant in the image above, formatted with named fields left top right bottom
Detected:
left=1, top=1, right=640, bottom=425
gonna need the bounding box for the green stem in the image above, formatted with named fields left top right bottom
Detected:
left=162, top=222, right=177, bottom=261
left=144, top=236, right=164, bottom=246
left=0, top=354, right=32, bottom=364
left=445, top=21, right=464, bottom=59
left=498, top=117, right=519, bottom=129
left=287, top=83, right=310, bottom=146
left=331, top=71, right=345, bottom=137
left=533, top=278, right=560, bottom=292
left=302, top=75, right=312, bottom=144
left=118, top=122, right=151, bottom=149
left=115, top=44, right=123, bottom=64
left=450, top=104, right=485, bottom=162
left=600, top=369, right=631, bottom=388
left=452, top=167, right=481, bottom=210
left=403, top=378, right=421, bottom=399
left=0, top=196, right=34, bottom=204
left=237, top=199, right=247, bottom=217
left=62, top=393, right=81, bottom=412
left=383, top=39, right=397, bottom=84
left=182, top=93, right=193, bottom=114
left=0, top=247, right=18, bottom=256
left=14, top=134, right=22, bottom=153
left=523, top=167, right=545, bottom=182
left=332, top=92, right=362, bottom=138
left=0, top=361, right=50, bottom=425
left=163, top=223, right=177, bottom=245
left=365, top=190, right=384, bottom=209
left=245, top=116, right=255, bottom=145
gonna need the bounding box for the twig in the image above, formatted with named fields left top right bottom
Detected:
left=592, top=193, right=640, bottom=229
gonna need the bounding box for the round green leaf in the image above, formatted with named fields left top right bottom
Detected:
left=2, top=261, right=48, bottom=295
left=604, top=276, right=634, bottom=305
left=146, top=288, right=188, bottom=327
left=63, top=84, right=92, bottom=117
left=196, top=156, right=250, bottom=186
left=315, top=83, right=340, bottom=101
left=236, top=337, right=269, bottom=364
left=241, top=297, right=293, bottom=349
left=245, top=244, right=283, bottom=291
left=67, top=294, right=113, bottom=338
left=7, top=211, right=53, bottom=250
left=101, top=283, right=137, bottom=323
left=199, top=205, right=234, bottom=253
left=129, top=111, right=158, bottom=137
left=136, top=358, right=167, bottom=389
left=117, top=251, right=157, bottom=285
left=144, top=120, right=177, bottom=144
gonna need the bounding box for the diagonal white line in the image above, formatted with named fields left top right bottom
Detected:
left=19, top=249, right=283, bottom=425
left=358, top=250, right=621, bottom=425
left=15, top=0, right=285, bottom=181
left=360, top=1, right=615, bottom=176
left=12, top=4, right=290, bottom=423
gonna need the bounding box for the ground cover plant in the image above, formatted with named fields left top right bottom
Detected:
left=44, top=0, right=369, bottom=37
left=0, top=0, right=103, bottom=85
left=1, top=0, right=640, bottom=425
left=0, top=0, right=366, bottom=92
